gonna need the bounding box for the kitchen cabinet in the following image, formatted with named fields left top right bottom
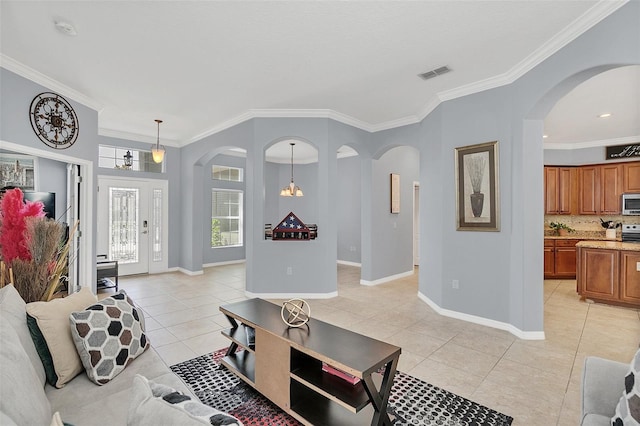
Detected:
left=544, top=239, right=579, bottom=279
left=578, top=166, right=599, bottom=215
left=577, top=244, right=640, bottom=307
left=623, top=162, right=640, bottom=192
left=620, top=252, right=640, bottom=305
left=577, top=164, right=623, bottom=215
left=600, top=163, right=623, bottom=214
left=544, top=167, right=575, bottom=215
left=578, top=247, right=619, bottom=301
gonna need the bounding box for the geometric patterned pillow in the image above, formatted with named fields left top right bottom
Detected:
left=69, top=290, right=149, bottom=385
left=128, top=375, right=243, bottom=426
left=612, top=349, right=640, bottom=425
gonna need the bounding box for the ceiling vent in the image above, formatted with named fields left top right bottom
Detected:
left=418, top=66, right=451, bottom=80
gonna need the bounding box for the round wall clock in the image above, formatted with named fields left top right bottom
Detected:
left=29, top=92, right=79, bottom=149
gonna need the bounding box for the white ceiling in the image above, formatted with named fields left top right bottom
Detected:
left=1, top=0, right=637, bottom=159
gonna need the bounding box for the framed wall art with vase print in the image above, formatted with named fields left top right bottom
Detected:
left=454, top=141, right=499, bottom=231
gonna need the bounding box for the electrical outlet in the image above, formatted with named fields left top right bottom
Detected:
left=287, top=266, right=293, bottom=275
left=452, top=279, right=459, bottom=289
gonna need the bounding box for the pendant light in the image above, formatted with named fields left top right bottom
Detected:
left=280, top=142, right=303, bottom=197
left=151, top=119, right=165, bottom=164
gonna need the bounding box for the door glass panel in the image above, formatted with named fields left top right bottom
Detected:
left=109, top=187, right=138, bottom=264
left=152, top=189, right=162, bottom=262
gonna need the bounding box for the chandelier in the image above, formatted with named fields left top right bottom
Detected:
left=280, top=142, right=303, bottom=197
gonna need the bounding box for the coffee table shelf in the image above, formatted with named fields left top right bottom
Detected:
left=219, top=298, right=400, bottom=426
left=220, top=350, right=255, bottom=386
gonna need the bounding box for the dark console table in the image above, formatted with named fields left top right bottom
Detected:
left=219, top=298, right=401, bottom=426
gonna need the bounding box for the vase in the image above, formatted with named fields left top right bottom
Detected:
left=558, top=229, right=568, bottom=236
left=470, top=192, right=484, bottom=217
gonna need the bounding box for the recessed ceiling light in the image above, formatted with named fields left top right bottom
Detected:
left=598, top=113, right=612, bottom=118
left=543, top=134, right=549, bottom=139
left=55, top=21, right=77, bottom=36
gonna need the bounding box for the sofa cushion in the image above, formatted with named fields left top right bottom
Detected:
left=70, top=290, right=149, bottom=385
left=128, top=374, right=243, bottom=426
left=612, top=349, right=640, bottom=425
left=0, top=284, right=46, bottom=386
left=26, top=287, right=97, bottom=388
left=46, top=347, right=194, bottom=425
left=0, top=316, right=52, bottom=426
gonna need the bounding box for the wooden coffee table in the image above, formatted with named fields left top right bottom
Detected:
left=219, top=298, right=401, bottom=426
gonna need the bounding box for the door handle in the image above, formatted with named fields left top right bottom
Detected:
left=142, top=220, right=148, bottom=234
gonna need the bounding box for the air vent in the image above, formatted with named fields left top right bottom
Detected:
left=418, top=66, right=451, bottom=80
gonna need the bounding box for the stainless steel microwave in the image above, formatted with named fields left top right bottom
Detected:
left=622, top=193, right=640, bottom=215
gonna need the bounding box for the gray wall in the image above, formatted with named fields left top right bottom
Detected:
left=0, top=67, right=99, bottom=288
left=337, top=155, right=361, bottom=264
left=544, top=146, right=640, bottom=166
left=35, top=156, right=68, bottom=221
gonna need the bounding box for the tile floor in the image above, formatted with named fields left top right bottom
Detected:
left=103, top=264, right=640, bottom=426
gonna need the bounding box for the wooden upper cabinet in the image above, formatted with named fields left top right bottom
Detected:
left=600, top=164, right=623, bottom=214
left=578, top=166, right=600, bottom=215
left=544, top=167, right=575, bottom=215
left=623, top=162, right=640, bottom=193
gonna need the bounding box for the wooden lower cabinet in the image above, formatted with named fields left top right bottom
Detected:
left=545, top=239, right=579, bottom=279
left=577, top=247, right=640, bottom=307
left=620, top=252, right=640, bottom=305
left=578, top=248, right=619, bottom=301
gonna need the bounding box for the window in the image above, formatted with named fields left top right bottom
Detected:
left=98, top=145, right=163, bottom=173
left=212, top=165, right=243, bottom=182
left=211, top=190, right=243, bottom=247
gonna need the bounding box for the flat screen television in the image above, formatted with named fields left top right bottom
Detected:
left=22, top=191, right=56, bottom=219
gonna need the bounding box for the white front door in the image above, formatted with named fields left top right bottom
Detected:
left=97, top=177, right=168, bottom=276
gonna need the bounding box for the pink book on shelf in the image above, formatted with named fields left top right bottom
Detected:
left=322, top=362, right=361, bottom=385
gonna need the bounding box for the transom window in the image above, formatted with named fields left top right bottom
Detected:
left=98, top=145, right=163, bottom=173
left=212, top=165, right=243, bottom=182
left=211, top=190, right=243, bottom=247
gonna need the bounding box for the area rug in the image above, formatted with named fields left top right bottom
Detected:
left=170, top=348, right=513, bottom=426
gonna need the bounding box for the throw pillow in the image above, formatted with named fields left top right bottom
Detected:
left=70, top=290, right=149, bottom=385
left=612, top=348, right=640, bottom=425
left=0, top=284, right=46, bottom=386
left=26, top=287, right=97, bottom=388
left=128, top=375, right=243, bottom=426
left=0, top=317, right=52, bottom=426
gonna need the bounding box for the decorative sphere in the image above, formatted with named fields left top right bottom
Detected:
left=281, top=299, right=311, bottom=328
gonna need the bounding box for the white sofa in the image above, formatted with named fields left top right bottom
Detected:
left=0, top=284, right=195, bottom=425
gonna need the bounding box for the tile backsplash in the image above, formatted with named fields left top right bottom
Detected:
left=544, top=215, right=639, bottom=234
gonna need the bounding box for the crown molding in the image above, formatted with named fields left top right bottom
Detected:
left=544, top=135, right=640, bottom=150
left=437, top=0, right=627, bottom=102
left=0, top=54, right=104, bottom=112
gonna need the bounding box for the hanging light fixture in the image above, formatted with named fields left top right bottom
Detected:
left=123, top=150, right=133, bottom=168
left=151, top=119, right=165, bottom=163
left=280, top=142, right=303, bottom=197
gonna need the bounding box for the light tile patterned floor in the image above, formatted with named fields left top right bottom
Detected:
left=104, top=264, right=640, bottom=426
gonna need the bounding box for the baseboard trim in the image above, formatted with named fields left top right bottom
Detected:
left=337, top=260, right=362, bottom=267
left=417, top=291, right=545, bottom=341
left=203, top=259, right=246, bottom=268
left=360, top=269, right=414, bottom=286
left=245, top=291, right=338, bottom=300
left=178, top=267, right=204, bottom=276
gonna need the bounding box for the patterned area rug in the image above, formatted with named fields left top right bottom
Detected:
left=170, top=348, right=513, bottom=426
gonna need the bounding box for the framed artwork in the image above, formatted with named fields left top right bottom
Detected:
left=454, top=141, right=499, bottom=231
left=0, top=153, right=36, bottom=191
left=390, top=173, right=400, bottom=213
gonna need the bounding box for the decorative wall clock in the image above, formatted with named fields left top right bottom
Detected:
left=29, top=92, right=79, bottom=149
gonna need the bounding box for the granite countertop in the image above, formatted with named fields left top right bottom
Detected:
left=575, top=240, right=640, bottom=251
left=543, top=230, right=621, bottom=241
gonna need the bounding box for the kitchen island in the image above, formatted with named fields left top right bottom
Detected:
left=576, top=240, right=640, bottom=307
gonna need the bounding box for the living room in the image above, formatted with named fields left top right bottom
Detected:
left=1, top=2, right=639, bottom=425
